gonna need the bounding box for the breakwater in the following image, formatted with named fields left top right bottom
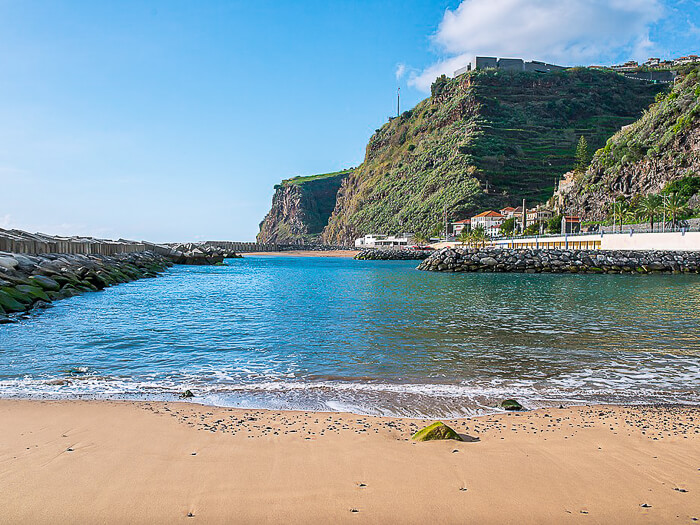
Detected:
left=0, top=228, right=146, bottom=256
left=417, top=248, right=700, bottom=274
left=354, top=249, right=433, bottom=261
left=0, top=251, right=171, bottom=319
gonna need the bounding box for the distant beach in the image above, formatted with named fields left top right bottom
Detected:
left=2, top=400, right=698, bottom=523
left=245, top=249, right=359, bottom=258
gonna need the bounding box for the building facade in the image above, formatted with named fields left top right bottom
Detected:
left=471, top=211, right=505, bottom=237
left=355, top=234, right=415, bottom=248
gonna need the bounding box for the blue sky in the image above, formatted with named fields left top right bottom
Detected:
left=0, top=0, right=698, bottom=242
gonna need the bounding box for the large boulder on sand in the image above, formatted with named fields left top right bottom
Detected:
left=501, top=399, right=524, bottom=411
left=411, top=422, right=463, bottom=442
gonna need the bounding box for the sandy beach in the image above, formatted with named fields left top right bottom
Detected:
left=1, top=400, right=698, bottom=524
left=244, top=250, right=359, bottom=258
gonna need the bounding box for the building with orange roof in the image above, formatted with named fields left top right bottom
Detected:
left=471, top=210, right=504, bottom=237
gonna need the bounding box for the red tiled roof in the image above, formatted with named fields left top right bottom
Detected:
left=472, top=211, right=503, bottom=218
left=453, top=219, right=471, bottom=224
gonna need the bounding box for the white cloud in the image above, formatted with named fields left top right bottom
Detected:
left=395, top=63, right=407, bottom=80
left=408, top=0, right=666, bottom=92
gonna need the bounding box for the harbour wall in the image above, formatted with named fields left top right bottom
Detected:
left=0, top=229, right=146, bottom=256
left=0, top=251, right=172, bottom=318
left=417, top=247, right=700, bottom=274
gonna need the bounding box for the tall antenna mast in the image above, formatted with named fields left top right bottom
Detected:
left=397, top=87, right=400, bottom=117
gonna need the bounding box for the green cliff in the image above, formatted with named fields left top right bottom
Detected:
left=320, top=68, right=663, bottom=243
left=257, top=169, right=352, bottom=244
left=561, top=66, right=700, bottom=219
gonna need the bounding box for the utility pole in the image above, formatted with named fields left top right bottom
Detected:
left=444, top=200, right=448, bottom=241
left=397, top=87, right=400, bottom=118
left=522, top=198, right=526, bottom=234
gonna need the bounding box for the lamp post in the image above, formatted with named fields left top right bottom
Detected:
left=662, top=194, right=669, bottom=232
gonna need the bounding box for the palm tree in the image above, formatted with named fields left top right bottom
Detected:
left=469, top=226, right=488, bottom=248
left=413, top=232, right=430, bottom=245
left=457, top=229, right=471, bottom=246
left=665, top=192, right=689, bottom=230
left=636, top=194, right=662, bottom=231
left=610, top=199, right=631, bottom=232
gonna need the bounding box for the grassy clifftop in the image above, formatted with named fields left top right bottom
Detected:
left=322, top=68, right=664, bottom=243
left=563, top=66, right=700, bottom=219
left=281, top=168, right=353, bottom=187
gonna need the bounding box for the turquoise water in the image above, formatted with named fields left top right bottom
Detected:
left=1, top=255, right=699, bottom=417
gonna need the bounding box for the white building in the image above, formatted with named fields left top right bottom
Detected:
left=470, top=211, right=504, bottom=237
left=354, top=234, right=414, bottom=248
left=452, top=219, right=471, bottom=236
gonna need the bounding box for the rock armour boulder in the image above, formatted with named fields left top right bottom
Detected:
left=417, top=248, right=700, bottom=274
left=355, top=249, right=433, bottom=261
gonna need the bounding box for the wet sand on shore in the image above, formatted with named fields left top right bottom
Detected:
left=1, top=400, right=698, bottom=524
left=244, top=250, right=360, bottom=258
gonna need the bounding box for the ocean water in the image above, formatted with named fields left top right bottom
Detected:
left=1, top=255, right=699, bottom=417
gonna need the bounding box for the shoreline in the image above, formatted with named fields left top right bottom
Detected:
left=2, top=399, right=698, bottom=523
left=244, top=249, right=359, bottom=258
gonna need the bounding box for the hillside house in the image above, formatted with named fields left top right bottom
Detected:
left=452, top=219, right=471, bottom=236
left=562, top=216, right=582, bottom=234
left=471, top=211, right=504, bottom=237
left=611, top=61, right=639, bottom=72
left=499, top=207, right=516, bottom=218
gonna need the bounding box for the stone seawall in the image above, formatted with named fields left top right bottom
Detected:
left=417, top=248, right=700, bottom=274
left=354, top=249, right=434, bottom=261
left=0, top=251, right=172, bottom=320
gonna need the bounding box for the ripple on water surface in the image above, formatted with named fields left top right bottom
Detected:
left=1, top=256, right=699, bottom=417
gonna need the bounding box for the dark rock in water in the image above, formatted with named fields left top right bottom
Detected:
left=0, top=250, right=172, bottom=319
left=15, top=284, right=50, bottom=302
left=0, top=290, right=27, bottom=313
left=63, top=367, right=89, bottom=375
left=411, top=422, right=463, bottom=442
left=1, top=286, right=33, bottom=305
left=180, top=390, right=194, bottom=399
left=28, top=275, right=60, bottom=291
left=501, top=399, right=524, bottom=411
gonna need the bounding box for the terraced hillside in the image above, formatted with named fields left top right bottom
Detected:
left=562, top=66, right=700, bottom=219
left=257, top=169, right=352, bottom=244
left=321, top=68, right=664, bottom=244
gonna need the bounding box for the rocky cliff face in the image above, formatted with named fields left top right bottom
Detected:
left=257, top=170, right=351, bottom=244
left=562, top=67, right=700, bottom=219
left=321, top=68, right=663, bottom=244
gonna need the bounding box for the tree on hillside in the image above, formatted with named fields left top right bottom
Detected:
left=500, top=217, right=516, bottom=236
left=547, top=214, right=563, bottom=234
left=636, top=194, right=663, bottom=231
left=574, top=135, right=590, bottom=174
left=662, top=174, right=700, bottom=200
left=431, top=74, right=450, bottom=98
